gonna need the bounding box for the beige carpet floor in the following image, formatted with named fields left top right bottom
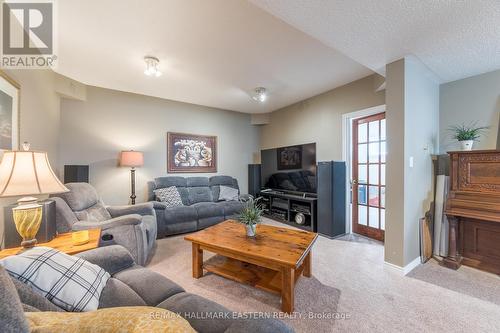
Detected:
left=147, top=218, right=500, bottom=332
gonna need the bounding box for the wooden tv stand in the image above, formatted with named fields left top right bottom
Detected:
left=259, top=190, right=317, bottom=232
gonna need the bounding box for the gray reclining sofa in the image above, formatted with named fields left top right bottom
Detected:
left=1, top=245, right=292, bottom=333
left=148, top=176, right=246, bottom=238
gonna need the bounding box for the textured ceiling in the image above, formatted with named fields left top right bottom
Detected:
left=56, top=0, right=372, bottom=113
left=250, top=0, right=500, bottom=82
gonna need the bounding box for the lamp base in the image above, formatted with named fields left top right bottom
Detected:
left=13, top=197, right=43, bottom=249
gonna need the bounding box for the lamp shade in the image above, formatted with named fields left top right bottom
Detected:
left=0, top=151, right=68, bottom=197
left=120, top=151, right=144, bottom=167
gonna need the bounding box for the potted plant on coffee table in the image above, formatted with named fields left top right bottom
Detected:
left=449, top=123, right=488, bottom=151
left=238, top=197, right=264, bottom=237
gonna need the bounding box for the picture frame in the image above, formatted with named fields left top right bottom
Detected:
left=167, top=132, right=217, bottom=173
left=0, top=70, right=20, bottom=152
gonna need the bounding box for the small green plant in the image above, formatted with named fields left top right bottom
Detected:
left=238, top=197, right=264, bottom=226
left=449, top=123, right=488, bottom=141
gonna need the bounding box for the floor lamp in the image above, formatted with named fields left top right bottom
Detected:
left=120, top=150, right=144, bottom=205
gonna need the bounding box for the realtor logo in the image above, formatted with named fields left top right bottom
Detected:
left=1, top=0, right=57, bottom=68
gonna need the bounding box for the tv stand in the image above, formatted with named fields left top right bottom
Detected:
left=258, top=190, right=317, bottom=232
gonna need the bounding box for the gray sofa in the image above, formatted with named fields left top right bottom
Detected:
left=1, top=245, right=293, bottom=333
left=148, top=176, right=246, bottom=238
left=51, top=183, right=157, bottom=266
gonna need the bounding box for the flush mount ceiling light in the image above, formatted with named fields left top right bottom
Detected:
left=144, top=56, right=162, bottom=77
left=252, top=87, right=267, bottom=103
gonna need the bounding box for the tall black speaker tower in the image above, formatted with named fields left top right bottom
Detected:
left=64, top=165, right=89, bottom=183
left=317, top=161, right=346, bottom=238
left=248, top=164, right=261, bottom=197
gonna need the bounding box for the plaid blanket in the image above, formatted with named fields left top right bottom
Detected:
left=0, top=246, right=110, bottom=312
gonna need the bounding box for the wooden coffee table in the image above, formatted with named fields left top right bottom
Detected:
left=184, top=220, right=317, bottom=313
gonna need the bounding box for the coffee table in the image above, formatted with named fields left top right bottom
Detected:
left=184, top=220, right=317, bottom=313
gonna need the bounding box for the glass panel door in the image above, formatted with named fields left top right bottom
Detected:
left=352, top=112, right=386, bottom=242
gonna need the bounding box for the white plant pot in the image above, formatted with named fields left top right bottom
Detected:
left=245, top=224, right=257, bottom=237
left=460, top=140, right=474, bottom=151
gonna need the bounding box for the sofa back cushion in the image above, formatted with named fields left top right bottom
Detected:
left=209, top=176, right=239, bottom=201
left=0, top=265, right=30, bottom=333
left=187, top=187, right=213, bottom=204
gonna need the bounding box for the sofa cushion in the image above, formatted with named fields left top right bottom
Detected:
left=155, top=176, right=187, bottom=189
left=98, top=278, right=146, bottom=308
left=54, top=182, right=100, bottom=211
left=114, top=266, right=184, bottom=306
left=210, top=176, right=239, bottom=202
left=75, top=245, right=135, bottom=276
left=74, top=202, right=112, bottom=222
left=0, top=265, right=30, bottom=333
left=11, top=278, right=64, bottom=312
left=192, top=202, right=225, bottom=219
left=154, top=186, right=184, bottom=207
left=187, top=187, right=213, bottom=204
left=1, top=247, right=110, bottom=312
left=219, top=200, right=244, bottom=219
left=158, top=292, right=232, bottom=333
left=163, top=205, right=198, bottom=224
left=186, top=177, right=210, bottom=187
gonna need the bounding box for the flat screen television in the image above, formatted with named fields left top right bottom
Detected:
left=260, top=143, right=317, bottom=194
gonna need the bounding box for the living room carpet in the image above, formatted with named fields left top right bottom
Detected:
left=148, top=218, right=500, bottom=333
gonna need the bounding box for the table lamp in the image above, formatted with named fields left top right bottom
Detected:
left=0, top=143, right=68, bottom=248
left=120, top=150, right=144, bottom=205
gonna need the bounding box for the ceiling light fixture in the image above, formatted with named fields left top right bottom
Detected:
left=252, top=87, right=267, bottom=103
left=144, top=56, right=162, bottom=77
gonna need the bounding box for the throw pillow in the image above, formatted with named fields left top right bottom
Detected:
left=218, top=185, right=239, bottom=201
left=154, top=186, right=184, bottom=208
left=25, top=306, right=195, bottom=333
left=0, top=247, right=110, bottom=312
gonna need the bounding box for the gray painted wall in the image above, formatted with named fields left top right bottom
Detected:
left=260, top=74, right=385, bottom=160
left=59, top=86, right=260, bottom=205
left=440, top=69, right=500, bottom=152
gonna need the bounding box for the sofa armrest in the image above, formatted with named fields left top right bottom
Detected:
left=150, top=201, right=170, bottom=210
left=72, top=214, right=142, bottom=231
left=107, top=202, right=155, bottom=218
left=75, top=245, right=135, bottom=275
left=238, top=194, right=252, bottom=202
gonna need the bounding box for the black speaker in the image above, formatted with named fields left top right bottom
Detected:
left=248, top=164, right=261, bottom=197
left=64, top=165, right=89, bottom=183
left=317, top=161, right=346, bottom=238
left=3, top=199, right=56, bottom=249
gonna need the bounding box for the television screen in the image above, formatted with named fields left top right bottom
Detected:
left=260, top=143, right=317, bottom=193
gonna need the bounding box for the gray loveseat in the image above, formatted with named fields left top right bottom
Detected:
left=1, top=245, right=293, bottom=333
left=148, top=176, right=246, bottom=238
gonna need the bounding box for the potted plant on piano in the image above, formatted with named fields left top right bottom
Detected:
left=449, top=122, right=488, bottom=151
left=238, top=197, right=264, bottom=237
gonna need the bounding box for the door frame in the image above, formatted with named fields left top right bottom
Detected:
left=342, top=104, right=386, bottom=235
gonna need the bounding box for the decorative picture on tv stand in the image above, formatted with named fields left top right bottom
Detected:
left=277, top=145, right=302, bottom=170
left=167, top=132, right=217, bottom=173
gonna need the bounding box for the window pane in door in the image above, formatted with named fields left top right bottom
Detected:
left=381, top=164, right=386, bottom=185
left=368, top=121, right=380, bottom=142
left=369, top=186, right=379, bottom=206
left=358, top=185, right=367, bottom=205
left=380, top=119, right=386, bottom=140
left=358, top=123, right=368, bottom=143
left=369, top=164, right=379, bottom=185
left=368, top=142, right=380, bottom=163
left=358, top=165, right=367, bottom=184
left=381, top=187, right=385, bottom=208
left=358, top=144, right=367, bottom=163
left=358, top=205, right=367, bottom=226
left=369, top=207, right=379, bottom=228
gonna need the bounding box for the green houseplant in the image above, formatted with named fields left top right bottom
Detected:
left=237, top=197, right=264, bottom=237
left=449, top=123, right=488, bottom=151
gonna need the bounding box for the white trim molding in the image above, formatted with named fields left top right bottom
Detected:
left=384, top=256, right=421, bottom=276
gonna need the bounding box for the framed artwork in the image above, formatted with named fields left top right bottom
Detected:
left=0, top=71, right=20, bottom=151
left=167, top=132, right=217, bottom=173
left=277, top=145, right=302, bottom=170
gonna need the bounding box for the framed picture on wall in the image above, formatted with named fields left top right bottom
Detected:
left=0, top=71, right=20, bottom=152
left=167, top=132, right=217, bottom=173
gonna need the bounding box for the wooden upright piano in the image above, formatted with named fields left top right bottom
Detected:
left=444, top=150, right=500, bottom=274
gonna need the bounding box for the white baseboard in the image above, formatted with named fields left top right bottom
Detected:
left=384, top=256, right=421, bottom=276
